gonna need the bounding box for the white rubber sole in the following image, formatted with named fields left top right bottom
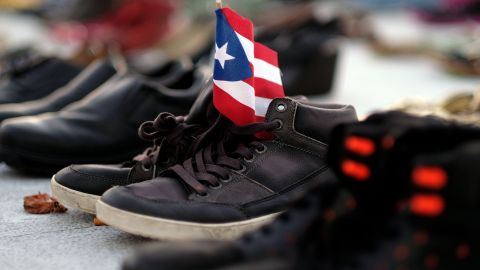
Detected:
left=51, top=176, right=100, bottom=215
left=96, top=200, right=279, bottom=241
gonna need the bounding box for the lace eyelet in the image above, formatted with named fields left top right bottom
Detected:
left=273, top=119, right=283, bottom=130
left=275, top=102, right=287, bottom=112
left=243, top=155, right=255, bottom=162
left=221, top=175, right=232, bottom=183
left=235, top=165, right=247, bottom=173
left=141, top=164, right=152, bottom=172
left=255, top=143, right=267, bottom=154
left=196, top=192, right=209, bottom=198
left=209, top=183, right=222, bottom=190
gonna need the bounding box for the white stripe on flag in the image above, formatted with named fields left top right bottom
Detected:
left=255, top=96, right=273, bottom=117
left=253, top=58, right=283, bottom=86
left=236, top=32, right=282, bottom=86
left=236, top=33, right=254, bottom=63
left=214, top=80, right=256, bottom=110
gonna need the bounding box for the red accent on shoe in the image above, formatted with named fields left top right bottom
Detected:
left=410, top=194, right=445, bottom=217
left=341, top=160, right=371, bottom=181
left=345, top=136, right=375, bottom=156
left=412, top=166, right=447, bottom=190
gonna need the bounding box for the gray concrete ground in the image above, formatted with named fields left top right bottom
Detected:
left=0, top=164, right=149, bottom=270
left=1, top=9, right=480, bottom=270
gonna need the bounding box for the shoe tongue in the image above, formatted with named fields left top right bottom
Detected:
left=185, top=77, right=215, bottom=125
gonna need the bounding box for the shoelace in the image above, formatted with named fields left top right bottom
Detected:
left=169, top=120, right=281, bottom=196
left=129, top=112, right=204, bottom=170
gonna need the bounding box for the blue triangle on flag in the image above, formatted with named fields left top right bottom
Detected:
left=214, top=10, right=253, bottom=82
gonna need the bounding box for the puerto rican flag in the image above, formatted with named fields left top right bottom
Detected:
left=213, top=7, right=284, bottom=126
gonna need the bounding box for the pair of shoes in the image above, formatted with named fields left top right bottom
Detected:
left=0, top=55, right=192, bottom=123
left=52, top=90, right=358, bottom=239
left=122, top=111, right=480, bottom=270
left=0, top=56, right=210, bottom=174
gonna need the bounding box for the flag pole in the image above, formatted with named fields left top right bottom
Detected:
left=216, top=0, right=222, bottom=9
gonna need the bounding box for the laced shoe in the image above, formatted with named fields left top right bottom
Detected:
left=97, top=98, right=357, bottom=240
left=51, top=82, right=215, bottom=214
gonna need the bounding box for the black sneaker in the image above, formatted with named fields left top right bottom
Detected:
left=97, top=98, right=357, bottom=240
left=316, top=140, right=480, bottom=270
left=51, top=83, right=215, bottom=214
left=0, top=65, right=210, bottom=175
left=327, top=111, right=480, bottom=211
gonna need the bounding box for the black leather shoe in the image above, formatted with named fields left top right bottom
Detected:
left=0, top=57, right=193, bottom=123
left=0, top=57, right=83, bottom=104
left=51, top=83, right=215, bottom=214
left=97, top=98, right=357, bottom=240
left=0, top=66, right=210, bottom=175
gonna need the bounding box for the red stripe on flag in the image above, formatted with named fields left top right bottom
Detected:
left=255, top=77, right=285, bottom=99
left=254, top=42, right=279, bottom=67
left=214, top=85, right=256, bottom=126
left=221, top=8, right=254, bottom=41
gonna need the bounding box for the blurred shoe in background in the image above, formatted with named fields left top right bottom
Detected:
left=391, top=89, right=480, bottom=126
left=0, top=61, right=210, bottom=175
left=0, top=55, right=83, bottom=104
left=328, top=111, right=480, bottom=210
left=0, top=58, right=117, bottom=122
left=0, top=54, right=193, bottom=123
left=46, top=0, right=182, bottom=53
left=256, top=3, right=343, bottom=96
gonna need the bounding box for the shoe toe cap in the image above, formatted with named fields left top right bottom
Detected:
left=54, top=164, right=130, bottom=196
left=100, top=178, right=247, bottom=223
left=0, top=116, right=50, bottom=149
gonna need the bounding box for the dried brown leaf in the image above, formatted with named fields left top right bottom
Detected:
left=24, top=193, right=68, bottom=214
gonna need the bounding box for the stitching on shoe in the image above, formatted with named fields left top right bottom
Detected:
left=274, top=141, right=325, bottom=159
left=241, top=166, right=330, bottom=208
left=290, top=100, right=328, bottom=147
left=124, top=192, right=249, bottom=218
left=68, top=166, right=128, bottom=183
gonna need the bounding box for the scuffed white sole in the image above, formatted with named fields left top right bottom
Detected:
left=51, top=176, right=100, bottom=215
left=96, top=200, right=279, bottom=241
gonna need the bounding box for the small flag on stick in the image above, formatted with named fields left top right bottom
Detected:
left=213, top=3, right=285, bottom=127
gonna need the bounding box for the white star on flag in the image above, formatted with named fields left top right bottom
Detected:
left=215, top=42, right=236, bottom=69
